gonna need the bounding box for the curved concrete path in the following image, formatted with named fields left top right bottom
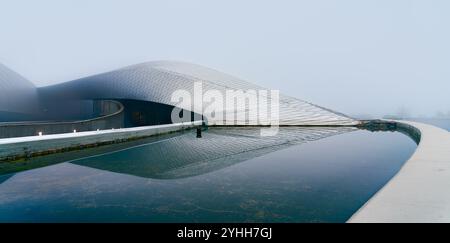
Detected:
left=349, top=121, right=450, bottom=223
left=0, top=121, right=202, bottom=161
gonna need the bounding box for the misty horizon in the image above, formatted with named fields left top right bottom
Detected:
left=1, top=0, right=449, bottom=118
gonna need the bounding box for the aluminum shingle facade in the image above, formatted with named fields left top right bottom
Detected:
left=0, top=64, right=39, bottom=115
left=39, top=61, right=358, bottom=126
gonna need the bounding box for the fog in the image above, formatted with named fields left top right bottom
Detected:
left=0, top=0, right=449, bottom=118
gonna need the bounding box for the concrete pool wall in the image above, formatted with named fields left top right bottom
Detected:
left=0, top=121, right=202, bottom=161
left=1, top=118, right=449, bottom=222
left=349, top=120, right=450, bottom=223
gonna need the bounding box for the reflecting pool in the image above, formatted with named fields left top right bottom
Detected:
left=0, top=127, right=417, bottom=222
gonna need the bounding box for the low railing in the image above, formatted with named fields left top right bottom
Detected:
left=0, top=100, right=125, bottom=139
left=0, top=121, right=202, bottom=162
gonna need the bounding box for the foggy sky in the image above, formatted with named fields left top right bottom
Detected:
left=0, top=0, right=449, bottom=117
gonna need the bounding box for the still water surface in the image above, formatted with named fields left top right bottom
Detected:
left=0, top=127, right=416, bottom=222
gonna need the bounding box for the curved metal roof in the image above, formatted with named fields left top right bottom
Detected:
left=0, top=64, right=39, bottom=114
left=39, top=61, right=358, bottom=126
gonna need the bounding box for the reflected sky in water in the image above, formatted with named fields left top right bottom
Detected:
left=0, top=128, right=416, bottom=222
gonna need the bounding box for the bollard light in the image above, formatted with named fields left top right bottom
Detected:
left=38, top=132, right=43, bottom=136
left=196, top=127, right=202, bottom=138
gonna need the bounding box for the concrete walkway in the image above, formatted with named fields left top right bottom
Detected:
left=0, top=121, right=202, bottom=161
left=349, top=121, right=450, bottom=223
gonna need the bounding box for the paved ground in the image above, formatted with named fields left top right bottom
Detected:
left=349, top=121, right=450, bottom=223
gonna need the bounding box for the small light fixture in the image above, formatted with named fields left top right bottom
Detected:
left=73, top=129, right=77, bottom=133
left=38, top=132, right=43, bottom=136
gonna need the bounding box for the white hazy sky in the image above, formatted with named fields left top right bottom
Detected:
left=0, top=0, right=449, bottom=117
